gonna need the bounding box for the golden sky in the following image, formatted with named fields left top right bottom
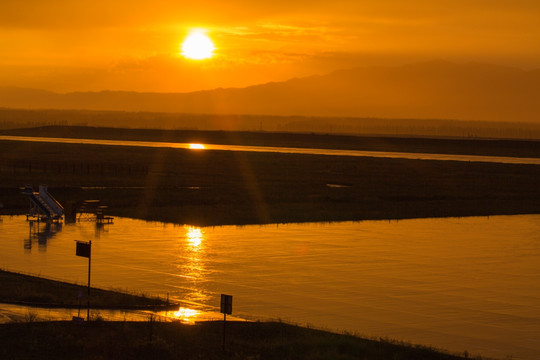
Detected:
left=1, top=0, right=540, bottom=93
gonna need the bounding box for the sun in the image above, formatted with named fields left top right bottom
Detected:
left=180, top=30, right=216, bottom=60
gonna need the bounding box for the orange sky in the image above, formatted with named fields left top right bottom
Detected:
left=1, top=0, right=540, bottom=93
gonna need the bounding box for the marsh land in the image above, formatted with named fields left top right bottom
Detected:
left=1, top=126, right=539, bottom=226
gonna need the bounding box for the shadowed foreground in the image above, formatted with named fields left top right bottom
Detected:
left=0, top=320, right=473, bottom=360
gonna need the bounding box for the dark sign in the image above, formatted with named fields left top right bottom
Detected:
left=220, top=294, right=232, bottom=315
left=72, top=316, right=85, bottom=324
left=76, top=241, right=91, bottom=258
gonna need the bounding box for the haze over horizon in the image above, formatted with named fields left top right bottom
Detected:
left=1, top=1, right=540, bottom=94
left=2, top=60, right=540, bottom=125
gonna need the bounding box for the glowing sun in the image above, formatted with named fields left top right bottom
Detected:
left=181, top=31, right=216, bottom=60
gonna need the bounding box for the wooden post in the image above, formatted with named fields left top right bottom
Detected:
left=220, top=294, right=232, bottom=351
left=87, top=240, right=91, bottom=321
left=75, top=240, right=92, bottom=321
left=222, top=312, right=227, bottom=351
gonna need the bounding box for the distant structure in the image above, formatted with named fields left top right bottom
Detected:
left=76, top=199, right=113, bottom=224
left=23, top=185, right=113, bottom=225
left=23, top=185, right=64, bottom=222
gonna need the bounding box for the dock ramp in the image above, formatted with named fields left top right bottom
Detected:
left=23, top=185, right=64, bottom=221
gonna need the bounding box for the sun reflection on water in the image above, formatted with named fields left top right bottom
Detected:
left=188, top=143, right=205, bottom=149
left=178, top=225, right=210, bottom=304
left=171, top=307, right=201, bottom=324
left=186, top=226, right=203, bottom=248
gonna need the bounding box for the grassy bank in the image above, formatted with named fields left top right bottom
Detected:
left=0, top=269, right=174, bottom=309
left=0, top=320, right=474, bottom=360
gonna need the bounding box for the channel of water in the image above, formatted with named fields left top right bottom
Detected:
left=1, top=135, right=540, bottom=164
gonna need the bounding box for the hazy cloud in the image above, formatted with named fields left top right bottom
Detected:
left=2, top=0, right=540, bottom=92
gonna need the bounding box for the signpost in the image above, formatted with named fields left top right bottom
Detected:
left=221, top=294, right=232, bottom=315
left=220, top=294, right=233, bottom=351
left=72, top=289, right=84, bottom=323
left=75, top=240, right=91, bottom=321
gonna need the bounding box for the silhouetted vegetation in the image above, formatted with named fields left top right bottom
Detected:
left=2, top=107, right=540, bottom=139
left=0, top=320, right=475, bottom=360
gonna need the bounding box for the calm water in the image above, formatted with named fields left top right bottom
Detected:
left=1, top=215, right=540, bottom=359
left=2, top=135, right=540, bottom=164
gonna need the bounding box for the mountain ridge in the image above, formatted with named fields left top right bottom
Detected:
left=1, top=60, right=539, bottom=123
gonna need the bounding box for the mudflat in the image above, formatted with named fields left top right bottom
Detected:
left=0, top=269, right=173, bottom=309
left=1, top=126, right=539, bottom=226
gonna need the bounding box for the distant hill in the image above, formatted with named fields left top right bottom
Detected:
left=1, top=61, right=540, bottom=123
left=2, top=108, right=540, bottom=140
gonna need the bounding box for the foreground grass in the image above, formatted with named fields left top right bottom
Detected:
left=0, top=320, right=473, bottom=360
left=0, top=269, right=173, bottom=309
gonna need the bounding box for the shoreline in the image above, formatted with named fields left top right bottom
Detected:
left=0, top=299, right=179, bottom=311
left=2, top=207, right=539, bottom=228
left=0, top=269, right=474, bottom=359
left=0, top=269, right=177, bottom=311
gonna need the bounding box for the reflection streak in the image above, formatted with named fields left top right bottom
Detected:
left=188, top=143, right=205, bottom=150
left=176, top=226, right=209, bottom=306
left=186, top=226, right=203, bottom=249
left=1, top=135, right=540, bottom=164
left=171, top=307, right=201, bottom=324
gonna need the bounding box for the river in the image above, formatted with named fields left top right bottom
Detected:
left=1, top=214, right=539, bottom=359
left=1, top=135, right=540, bottom=164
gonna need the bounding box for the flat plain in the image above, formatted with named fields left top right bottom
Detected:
left=1, top=126, right=539, bottom=226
